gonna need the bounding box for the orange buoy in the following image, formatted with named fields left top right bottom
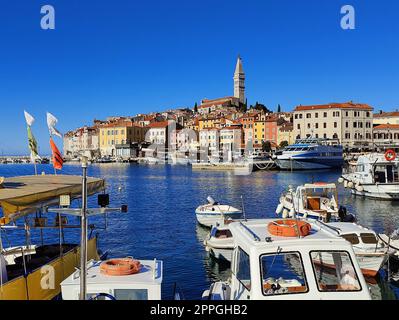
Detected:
left=268, top=219, right=311, bottom=237
left=385, top=149, right=396, bottom=162
left=100, top=258, right=141, bottom=276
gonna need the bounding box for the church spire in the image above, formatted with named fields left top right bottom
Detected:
left=234, top=55, right=245, bottom=104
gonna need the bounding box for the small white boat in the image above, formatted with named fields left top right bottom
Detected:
left=195, top=196, right=242, bottom=228
left=202, top=219, right=371, bottom=300
left=339, top=152, right=399, bottom=200
left=276, top=182, right=355, bottom=222
left=204, top=223, right=234, bottom=262
left=61, top=258, right=163, bottom=300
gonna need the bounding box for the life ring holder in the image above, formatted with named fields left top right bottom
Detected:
left=385, top=149, right=396, bottom=162
left=100, top=258, right=141, bottom=276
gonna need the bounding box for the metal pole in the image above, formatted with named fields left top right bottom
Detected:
left=80, top=157, right=88, bottom=300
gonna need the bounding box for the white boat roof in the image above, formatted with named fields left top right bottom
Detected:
left=61, top=259, right=163, bottom=287
left=324, top=222, right=374, bottom=235
left=229, top=219, right=348, bottom=248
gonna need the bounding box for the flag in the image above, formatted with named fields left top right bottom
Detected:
left=46, top=112, right=62, bottom=138
left=24, top=110, right=35, bottom=126
left=24, top=111, right=41, bottom=163
left=50, top=137, right=64, bottom=170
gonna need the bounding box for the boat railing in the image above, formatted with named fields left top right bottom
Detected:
left=314, top=220, right=341, bottom=235
left=239, top=222, right=261, bottom=242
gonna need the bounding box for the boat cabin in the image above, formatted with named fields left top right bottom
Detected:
left=353, top=154, right=399, bottom=184
left=61, top=259, right=163, bottom=300
left=227, top=219, right=371, bottom=300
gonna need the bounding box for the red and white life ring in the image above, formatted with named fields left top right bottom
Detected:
left=385, top=149, right=396, bottom=162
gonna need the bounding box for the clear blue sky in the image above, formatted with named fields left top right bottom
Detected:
left=1, top=0, right=398, bottom=155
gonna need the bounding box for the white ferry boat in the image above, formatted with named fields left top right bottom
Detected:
left=202, top=219, right=371, bottom=300
left=274, top=138, right=343, bottom=170
left=338, top=151, right=399, bottom=200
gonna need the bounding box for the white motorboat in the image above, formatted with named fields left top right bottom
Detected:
left=276, top=182, right=355, bottom=222
left=204, top=222, right=234, bottom=262
left=202, top=219, right=371, bottom=300
left=195, top=196, right=242, bottom=228
left=315, top=221, right=393, bottom=277
left=338, top=152, right=399, bottom=200
left=61, top=258, right=163, bottom=300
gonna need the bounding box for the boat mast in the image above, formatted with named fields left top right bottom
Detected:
left=80, top=157, right=88, bottom=300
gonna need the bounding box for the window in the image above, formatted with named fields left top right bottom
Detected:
left=315, top=123, right=318, bottom=129
left=306, top=113, right=311, bottom=119
left=299, top=114, right=303, bottom=119
left=297, top=124, right=300, bottom=129
left=235, top=247, right=251, bottom=291
left=334, top=122, right=337, bottom=128
left=307, top=123, right=311, bottom=129
left=295, top=114, right=298, bottom=119
left=360, top=233, right=378, bottom=244
left=323, top=112, right=327, bottom=117
left=341, top=234, right=360, bottom=245
left=345, top=122, right=349, bottom=128
left=260, top=252, right=308, bottom=296
left=353, top=122, right=357, bottom=128
left=315, top=113, right=319, bottom=118
left=310, top=251, right=361, bottom=292
left=114, top=289, right=148, bottom=300
left=323, top=123, right=327, bottom=129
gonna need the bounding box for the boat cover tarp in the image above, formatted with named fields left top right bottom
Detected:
left=0, top=175, right=105, bottom=223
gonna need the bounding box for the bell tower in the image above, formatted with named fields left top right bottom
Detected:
left=233, top=56, right=245, bottom=104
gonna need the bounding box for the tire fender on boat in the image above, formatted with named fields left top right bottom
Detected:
left=282, top=209, right=289, bottom=219
left=275, top=203, right=284, bottom=214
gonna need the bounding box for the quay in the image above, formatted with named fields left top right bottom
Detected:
left=191, top=159, right=277, bottom=172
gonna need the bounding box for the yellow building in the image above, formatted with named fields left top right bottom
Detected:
left=254, top=121, right=266, bottom=144
left=99, top=120, right=147, bottom=156
left=198, top=117, right=218, bottom=130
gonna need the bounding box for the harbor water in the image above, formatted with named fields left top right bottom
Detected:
left=1, top=163, right=398, bottom=300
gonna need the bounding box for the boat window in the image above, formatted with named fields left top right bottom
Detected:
left=341, top=234, right=360, bottom=245
left=260, top=252, right=308, bottom=296
left=215, top=229, right=232, bottom=239
left=113, top=289, right=149, bottom=300
left=235, top=247, right=251, bottom=291
left=360, top=233, right=378, bottom=244
left=310, top=251, right=362, bottom=292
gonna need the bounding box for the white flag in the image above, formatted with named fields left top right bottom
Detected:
left=24, top=110, right=35, bottom=126
left=46, top=112, right=62, bottom=138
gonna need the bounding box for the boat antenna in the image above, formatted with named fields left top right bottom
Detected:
left=241, top=195, right=247, bottom=221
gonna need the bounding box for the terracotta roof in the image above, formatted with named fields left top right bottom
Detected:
left=146, top=121, right=171, bottom=128
left=294, top=102, right=373, bottom=112
left=373, top=124, right=399, bottom=130
left=374, top=111, right=399, bottom=118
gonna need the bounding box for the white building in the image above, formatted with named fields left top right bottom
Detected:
left=63, top=126, right=99, bottom=160
left=199, top=128, right=220, bottom=153
left=293, top=102, right=374, bottom=148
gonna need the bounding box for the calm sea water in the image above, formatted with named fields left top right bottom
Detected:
left=1, top=163, right=398, bottom=300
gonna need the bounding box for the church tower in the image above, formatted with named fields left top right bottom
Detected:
left=233, top=56, right=245, bottom=104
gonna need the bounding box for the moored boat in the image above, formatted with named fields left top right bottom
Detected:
left=195, top=196, right=242, bottom=228
left=202, top=219, right=372, bottom=300
left=338, top=151, right=399, bottom=200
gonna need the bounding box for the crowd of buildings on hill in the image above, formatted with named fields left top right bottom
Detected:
left=63, top=57, right=399, bottom=160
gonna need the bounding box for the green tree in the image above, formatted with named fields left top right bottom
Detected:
left=262, top=141, right=272, bottom=152
left=277, top=104, right=281, bottom=113
left=194, top=102, right=198, bottom=113
left=279, top=140, right=289, bottom=148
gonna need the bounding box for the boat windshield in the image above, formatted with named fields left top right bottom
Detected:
left=260, top=252, right=308, bottom=296
left=374, top=164, right=399, bottom=183
left=310, top=251, right=361, bottom=292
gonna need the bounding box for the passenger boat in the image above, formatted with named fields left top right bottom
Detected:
left=202, top=219, right=372, bottom=300
left=0, top=174, right=104, bottom=300
left=195, top=196, right=242, bottom=228
left=274, top=138, right=343, bottom=170
left=338, top=151, right=399, bottom=200
left=275, top=182, right=355, bottom=222
left=61, top=258, right=163, bottom=300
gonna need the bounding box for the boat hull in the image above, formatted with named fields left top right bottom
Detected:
left=349, top=184, right=399, bottom=200
left=196, top=212, right=241, bottom=228
left=276, top=158, right=343, bottom=170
